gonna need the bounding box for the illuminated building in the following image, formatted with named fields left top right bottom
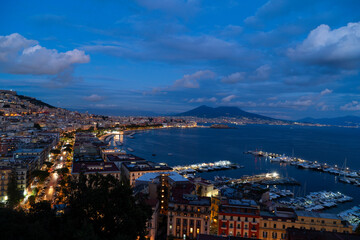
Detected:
left=167, top=194, right=211, bottom=239
left=218, top=199, right=260, bottom=238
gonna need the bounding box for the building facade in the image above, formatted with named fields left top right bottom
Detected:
left=0, top=167, right=12, bottom=202
left=218, top=199, right=260, bottom=239
left=121, top=161, right=172, bottom=186
left=167, top=194, right=211, bottom=239
left=259, top=208, right=353, bottom=240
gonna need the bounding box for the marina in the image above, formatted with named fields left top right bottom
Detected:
left=278, top=191, right=353, bottom=211
left=173, top=160, right=242, bottom=175
left=247, top=150, right=360, bottom=187
left=339, top=206, right=360, bottom=230
left=229, top=172, right=300, bottom=186
left=268, top=187, right=294, bottom=200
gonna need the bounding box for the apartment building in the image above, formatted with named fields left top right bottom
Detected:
left=167, top=194, right=211, bottom=239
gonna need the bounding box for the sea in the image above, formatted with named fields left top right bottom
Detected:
left=123, top=124, right=360, bottom=213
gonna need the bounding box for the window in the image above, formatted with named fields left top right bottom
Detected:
left=237, top=224, right=241, bottom=229
left=245, top=217, right=248, bottom=222
left=244, top=232, right=248, bottom=237
left=273, top=224, right=276, bottom=228
left=230, top=216, right=233, bottom=221
left=253, top=218, right=256, bottom=223
left=311, top=219, right=314, bottom=223
left=263, top=232, right=268, bottom=238
left=281, top=233, right=286, bottom=239
left=272, top=232, right=277, bottom=239
left=321, top=220, right=325, bottom=224
left=283, top=224, right=285, bottom=229
left=238, top=216, right=240, bottom=221
left=230, top=223, right=233, bottom=228
left=245, top=224, right=248, bottom=229
left=301, top=218, right=304, bottom=222
left=264, top=223, right=267, bottom=227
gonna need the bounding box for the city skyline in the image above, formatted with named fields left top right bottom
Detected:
left=1, top=0, right=360, bottom=119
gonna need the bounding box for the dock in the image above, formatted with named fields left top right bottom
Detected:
left=173, top=160, right=242, bottom=175
left=246, top=150, right=360, bottom=187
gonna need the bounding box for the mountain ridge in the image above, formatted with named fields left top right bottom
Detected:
left=298, top=115, right=360, bottom=126
left=175, top=105, right=275, bottom=120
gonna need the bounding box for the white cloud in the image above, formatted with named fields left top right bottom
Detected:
left=250, top=64, right=271, bottom=80
left=268, top=99, right=313, bottom=109
left=221, top=72, right=246, bottom=84
left=288, top=22, right=360, bottom=68
left=222, top=95, right=237, bottom=102
left=94, top=104, right=117, bottom=108
left=0, top=33, right=89, bottom=75
left=340, top=101, right=360, bottom=111
left=83, top=94, right=104, bottom=102
left=320, top=88, right=333, bottom=96
left=173, top=70, right=216, bottom=88
left=188, top=97, right=217, bottom=103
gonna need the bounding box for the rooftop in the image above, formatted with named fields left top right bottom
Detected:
left=171, top=194, right=211, bottom=206
left=106, top=154, right=145, bottom=162
left=123, top=161, right=172, bottom=172
left=72, top=161, right=120, bottom=174
left=286, top=228, right=359, bottom=240
left=296, top=211, right=340, bottom=220
left=135, top=171, right=188, bottom=183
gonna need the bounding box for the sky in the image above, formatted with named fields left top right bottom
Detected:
left=0, top=0, right=360, bottom=119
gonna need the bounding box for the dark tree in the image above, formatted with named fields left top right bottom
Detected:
left=56, top=167, right=69, bottom=176
left=31, top=170, right=49, bottom=182
left=355, top=223, right=360, bottom=234
left=50, top=149, right=61, bottom=154
left=64, top=147, right=72, bottom=153
left=7, top=171, right=23, bottom=208
left=66, top=173, right=152, bottom=240
left=28, top=195, right=36, bottom=206
left=34, top=123, right=42, bottom=130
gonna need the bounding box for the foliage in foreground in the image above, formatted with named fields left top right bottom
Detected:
left=0, top=174, right=152, bottom=240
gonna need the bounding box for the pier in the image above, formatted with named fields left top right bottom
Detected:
left=173, top=160, right=242, bottom=175
left=246, top=150, right=360, bottom=187
left=228, top=172, right=300, bottom=186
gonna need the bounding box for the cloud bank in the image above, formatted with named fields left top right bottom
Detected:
left=0, top=33, right=89, bottom=85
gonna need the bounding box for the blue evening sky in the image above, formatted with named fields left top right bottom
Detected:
left=0, top=0, right=360, bottom=119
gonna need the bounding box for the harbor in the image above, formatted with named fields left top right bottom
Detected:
left=228, top=172, right=300, bottom=186
left=339, top=206, right=360, bottom=230
left=278, top=191, right=353, bottom=211
left=246, top=150, right=360, bottom=187
left=173, top=160, right=242, bottom=175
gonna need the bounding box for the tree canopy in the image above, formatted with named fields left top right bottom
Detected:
left=66, top=173, right=152, bottom=239
left=7, top=171, right=23, bottom=208
left=0, top=173, right=152, bottom=240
